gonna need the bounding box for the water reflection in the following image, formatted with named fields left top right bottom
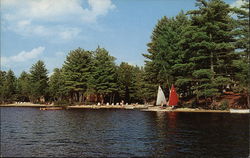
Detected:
left=167, top=112, right=178, bottom=129
left=1, top=108, right=249, bottom=157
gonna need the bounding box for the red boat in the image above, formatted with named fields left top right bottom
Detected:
left=168, top=84, right=179, bottom=106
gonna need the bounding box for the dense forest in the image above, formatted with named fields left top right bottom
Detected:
left=0, top=0, right=249, bottom=109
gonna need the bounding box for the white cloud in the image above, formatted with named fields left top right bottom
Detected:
left=58, top=28, right=81, bottom=40
left=231, top=0, right=246, bottom=8
left=1, top=0, right=115, bottom=41
left=2, top=0, right=115, bottom=22
left=1, top=47, right=45, bottom=66
left=8, top=20, right=81, bottom=41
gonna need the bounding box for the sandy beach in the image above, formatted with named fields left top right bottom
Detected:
left=142, top=106, right=230, bottom=113
left=0, top=103, right=232, bottom=113
left=0, top=102, right=54, bottom=107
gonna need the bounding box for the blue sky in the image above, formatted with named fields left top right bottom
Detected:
left=0, top=0, right=241, bottom=76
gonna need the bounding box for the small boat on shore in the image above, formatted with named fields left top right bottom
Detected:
left=229, top=109, right=250, bottom=114
left=156, top=86, right=167, bottom=106
left=168, top=84, right=179, bottom=107
left=156, top=84, right=179, bottom=107
left=40, top=107, right=63, bottom=110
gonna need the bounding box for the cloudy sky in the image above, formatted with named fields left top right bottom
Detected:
left=0, top=0, right=243, bottom=76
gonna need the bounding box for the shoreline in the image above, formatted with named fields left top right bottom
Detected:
left=0, top=103, right=234, bottom=113
left=0, top=103, right=53, bottom=107
left=142, top=107, right=230, bottom=113
left=2, top=103, right=249, bottom=113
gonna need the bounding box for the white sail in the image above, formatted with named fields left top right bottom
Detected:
left=156, top=86, right=167, bottom=106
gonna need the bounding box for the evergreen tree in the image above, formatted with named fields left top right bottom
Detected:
left=29, top=60, right=49, bottom=103
left=49, top=68, right=65, bottom=102
left=117, top=62, right=139, bottom=104
left=131, top=66, right=146, bottom=103
left=143, top=11, right=189, bottom=102
left=92, top=47, right=118, bottom=104
left=181, top=0, right=236, bottom=103
left=143, top=16, right=174, bottom=85
left=0, top=71, right=7, bottom=103
left=233, top=0, right=250, bottom=107
left=16, top=71, right=30, bottom=102
left=1, top=70, right=16, bottom=103
left=62, top=48, right=93, bottom=103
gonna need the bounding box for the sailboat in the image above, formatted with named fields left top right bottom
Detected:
left=168, top=84, right=179, bottom=106
left=156, top=86, right=167, bottom=106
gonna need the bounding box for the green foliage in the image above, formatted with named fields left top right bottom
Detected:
left=49, top=68, right=65, bottom=101
left=181, top=0, right=236, bottom=100
left=29, top=60, right=49, bottom=102
left=219, top=100, right=229, bottom=110
left=92, top=47, right=118, bottom=103
left=117, top=62, right=136, bottom=103
left=16, top=71, right=30, bottom=102
left=0, top=70, right=17, bottom=103
left=0, top=71, right=7, bottom=103
left=144, top=11, right=189, bottom=84
left=192, top=69, right=212, bottom=79
left=62, top=48, right=93, bottom=102
left=1, top=0, right=249, bottom=108
left=142, top=0, right=245, bottom=106
left=143, top=11, right=190, bottom=102
left=233, top=0, right=250, bottom=107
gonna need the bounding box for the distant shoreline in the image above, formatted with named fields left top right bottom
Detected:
left=0, top=103, right=233, bottom=113
left=0, top=103, right=52, bottom=107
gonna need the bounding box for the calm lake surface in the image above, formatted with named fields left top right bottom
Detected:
left=1, top=107, right=249, bottom=157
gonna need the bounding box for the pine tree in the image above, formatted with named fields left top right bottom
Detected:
left=131, top=66, right=146, bottom=103
left=29, top=60, right=49, bottom=103
left=117, top=62, right=145, bottom=104
left=233, top=0, right=250, bottom=107
left=1, top=70, right=16, bottom=103
left=182, top=0, right=236, bottom=104
left=92, top=47, right=118, bottom=104
left=143, top=16, right=174, bottom=85
left=17, top=71, right=30, bottom=102
left=143, top=11, right=190, bottom=102
left=62, top=48, right=93, bottom=103
left=117, top=62, right=134, bottom=104
left=49, top=68, right=65, bottom=102
left=0, top=71, right=7, bottom=103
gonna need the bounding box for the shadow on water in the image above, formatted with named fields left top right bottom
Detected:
left=0, top=107, right=249, bottom=157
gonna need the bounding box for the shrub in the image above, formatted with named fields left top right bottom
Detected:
left=219, top=100, right=229, bottom=110
left=191, top=100, right=198, bottom=108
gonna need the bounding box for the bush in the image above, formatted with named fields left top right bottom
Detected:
left=181, top=103, right=192, bottom=108
left=219, top=100, right=229, bottom=110
left=191, top=99, right=198, bottom=108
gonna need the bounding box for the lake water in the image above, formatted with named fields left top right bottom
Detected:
left=0, top=107, right=249, bottom=157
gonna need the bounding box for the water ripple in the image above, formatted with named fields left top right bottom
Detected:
left=1, top=107, right=249, bottom=157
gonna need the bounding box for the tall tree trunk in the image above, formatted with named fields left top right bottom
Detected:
left=83, top=95, right=86, bottom=104
left=211, top=51, right=214, bottom=79
left=79, top=92, right=82, bottom=103
left=247, top=94, right=250, bottom=108
left=248, top=50, right=250, bottom=108
left=112, top=93, right=115, bottom=104
left=100, top=94, right=104, bottom=104
left=109, top=94, right=112, bottom=104
left=210, top=33, right=214, bottom=79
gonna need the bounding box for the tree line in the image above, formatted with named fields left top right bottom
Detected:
left=143, top=0, right=249, bottom=108
left=0, top=47, right=146, bottom=105
left=0, top=0, right=249, bottom=108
